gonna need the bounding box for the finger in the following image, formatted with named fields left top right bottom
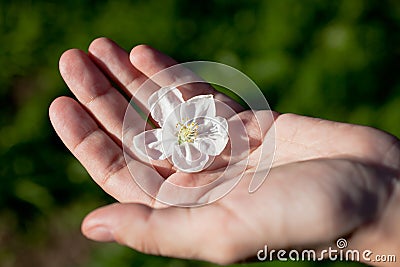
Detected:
left=81, top=202, right=238, bottom=265
left=49, top=97, right=159, bottom=204
left=59, top=48, right=174, bottom=174
left=129, top=44, right=243, bottom=112
left=87, top=37, right=160, bottom=114
left=59, top=48, right=147, bottom=143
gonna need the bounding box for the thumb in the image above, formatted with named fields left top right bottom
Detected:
left=81, top=203, right=235, bottom=264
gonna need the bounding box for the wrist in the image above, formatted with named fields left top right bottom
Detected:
left=350, top=179, right=400, bottom=266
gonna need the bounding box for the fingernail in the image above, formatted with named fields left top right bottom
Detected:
left=85, top=226, right=115, bottom=242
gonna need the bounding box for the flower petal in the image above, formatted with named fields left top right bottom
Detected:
left=148, top=86, right=184, bottom=127
left=161, top=126, right=177, bottom=157
left=133, top=129, right=173, bottom=160
left=180, top=94, right=216, bottom=120
left=172, top=143, right=209, bottom=173
left=196, top=116, right=229, bottom=156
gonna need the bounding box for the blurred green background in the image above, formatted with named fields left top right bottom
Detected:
left=0, top=0, right=399, bottom=266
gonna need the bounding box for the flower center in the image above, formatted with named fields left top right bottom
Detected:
left=176, top=120, right=199, bottom=145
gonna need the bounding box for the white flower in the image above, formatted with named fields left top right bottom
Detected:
left=133, top=86, right=229, bottom=173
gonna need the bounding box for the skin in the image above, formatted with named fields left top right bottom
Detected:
left=49, top=37, right=400, bottom=266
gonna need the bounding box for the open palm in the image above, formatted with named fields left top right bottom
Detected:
left=50, top=38, right=400, bottom=265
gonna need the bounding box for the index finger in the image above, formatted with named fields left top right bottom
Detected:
left=129, top=44, right=244, bottom=112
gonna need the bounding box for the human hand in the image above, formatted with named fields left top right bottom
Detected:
left=50, top=38, right=400, bottom=266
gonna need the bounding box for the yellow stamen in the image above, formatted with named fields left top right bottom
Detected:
left=177, top=120, right=199, bottom=145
